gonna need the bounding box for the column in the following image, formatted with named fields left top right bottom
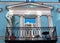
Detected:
left=20, top=16, right=24, bottom=27
left=37, top=16, right=41, bottom=27
left=36, top=15, right=42, bottom=38
left=31, top=24, right=34, bottom=40
left=7, top=24, right=11, bottom=40
left=20, top=15, right=24, bottom=40
left=48, top=15, right=53, bottom=27
left=6, top=14, right=13, bottom=40
left=48, top=15, right=53, bottom=40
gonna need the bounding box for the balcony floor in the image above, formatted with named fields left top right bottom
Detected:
left=5, top=40, right=57, bottom=43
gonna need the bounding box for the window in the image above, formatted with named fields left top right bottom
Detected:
left=26, top=0, right=34, bottom=2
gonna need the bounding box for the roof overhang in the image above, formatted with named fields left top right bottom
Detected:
left=7, top=2, right=53, bottom=10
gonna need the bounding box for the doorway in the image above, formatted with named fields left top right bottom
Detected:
left=24, top=18, right=36, bottom=39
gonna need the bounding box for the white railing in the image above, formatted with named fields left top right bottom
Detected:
left=5, top=27, right=57, bottom=40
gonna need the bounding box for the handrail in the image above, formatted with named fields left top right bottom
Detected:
left=5, top=27, right=57, bottom=40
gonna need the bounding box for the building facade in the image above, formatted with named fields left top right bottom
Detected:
left=0, top=0, right=60, bottom=43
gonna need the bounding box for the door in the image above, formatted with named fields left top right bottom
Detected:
left=24, top=18, right=35, bottom=40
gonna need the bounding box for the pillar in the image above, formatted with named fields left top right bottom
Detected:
left=20, top=15, right=24, bottom=27
left=48, top=15, right=53, bottom=27
left=31, top=24, right=34, bottom=40
left=48, top=15, right=53, bottom=40
left=6, top=13, right=13, bottom=40
left=20, top=15, right=24, bottom=40
left=36, top=15, right=42, bottom=38
left=7, top=24, right=11, bottom=40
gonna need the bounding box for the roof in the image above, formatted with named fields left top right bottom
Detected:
left=7, top=2, right=53, bottom=10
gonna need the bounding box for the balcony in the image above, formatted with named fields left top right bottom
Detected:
left=5, top=27, right=57, bottom=43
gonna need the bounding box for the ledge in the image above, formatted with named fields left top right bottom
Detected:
left=5, top=40, right=57, bottom=43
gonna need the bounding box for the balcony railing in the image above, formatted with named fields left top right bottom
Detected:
left=5, top=27, right=57, bottom=40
